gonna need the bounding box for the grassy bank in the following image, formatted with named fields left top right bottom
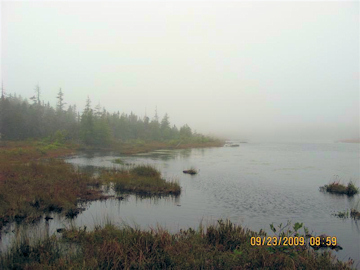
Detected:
left=0, top=161, right=180, bottom=230
left=99, top=165, right=181, bottom=196
left=0, top=141, right=184, bottom=229
left=0, top=140, right=91, bottom=228
left=0, top=159, right=106, bottom=229
left=111, top=139, right=224, bottom=155
left=0, top=140, right=77, bottom=164
left=0, top=220, right=354, bottom=269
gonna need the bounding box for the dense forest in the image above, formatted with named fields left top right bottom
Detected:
left=0, top=85, right=213, bottom=146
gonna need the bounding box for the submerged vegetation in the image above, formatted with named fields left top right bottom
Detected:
left=333, top=209, right=360, bottom=220
left=0, top=219, right=354, bottom=269
left=333, top=200, right=360, bottom=220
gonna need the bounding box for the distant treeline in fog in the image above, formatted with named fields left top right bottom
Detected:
left=0, top=87, right=212, bottom=146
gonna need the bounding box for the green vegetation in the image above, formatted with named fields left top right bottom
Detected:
left=0, top=90, right=221, bottom=148
left=0, top=140, right=76, bottom=164
left=0, top=220, right=354, bottom=269
left=350, top=209, right=360, bottom=220
left=112, top=158, right=124, bottom=164
left=113, top=139, right=223, bottom=155
left=333, top=210, right=350, bottom=219
left=99, top=165, right=181, bottom=196
left=321, top=181, right=359, bottom=196
left=334, top=209, right=360, bottom=220
left=333, top=200, right=360, bottom=220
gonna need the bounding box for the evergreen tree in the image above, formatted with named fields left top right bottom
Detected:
left=180, top=124, right=192, bottom=138
left=160, top=113, right=171, bottom=140
left=56, top=88, right=66, bottom=113
left=80, top=96, right=95, bottom=145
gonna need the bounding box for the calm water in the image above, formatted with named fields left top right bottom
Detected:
left=1, top=143, right=360, bottom=266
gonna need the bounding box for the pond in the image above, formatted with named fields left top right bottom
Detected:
left=1, top=143, right=359, bottom=267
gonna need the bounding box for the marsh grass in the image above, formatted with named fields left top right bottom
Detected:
left=99, top=165, right=181, bottom=196
left=183, top=167, right=198, bottom=175
left=0, top=219, right=354, bottom=269
left=0, top=159, right=107, bottom=229
left=113, top=139, right=223, bottom=154
left=333, top=210, right=349, bottom=219
left=324, top=182, right=359, bottom=195
left=112, top=158, right=124, bottom=165
left=0, top=140, right=76, bottom=164
left=320, top=177, right=359, bottom=196
left=350, top=209, right=360, bottom=220
left=0, top=142, right=181, bottom=229
left=335, top=208, right=360, bottom=220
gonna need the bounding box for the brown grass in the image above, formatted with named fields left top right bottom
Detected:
left=99, top=165, right=181, bottom=196
left=322, top=181, right=359, bottom=196
left=0, top=158, right=106, bottom=229
left=0, top=220, right=354, bottom=269
left=112, top=140, right=224, bottom=155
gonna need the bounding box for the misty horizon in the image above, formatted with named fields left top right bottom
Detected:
left=1, top=1, right=359, bottom=143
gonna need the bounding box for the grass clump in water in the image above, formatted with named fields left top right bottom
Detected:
left=333, top=210, right=349, bottom=219
left=334, top=208, right=360, bottom=220
left=320, top=177, right=359, bottom=196
left=183, top=167, right=198, bottom=175
left=112, top=158, right=124, bottom=165
left=350, top=209, right=360, bottom=220
left=323, top=182, right=359, bottom=196
left=100, top=165, right=180, bottom=196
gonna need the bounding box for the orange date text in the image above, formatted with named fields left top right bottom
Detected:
left=250, top=236, right=305, bottom=246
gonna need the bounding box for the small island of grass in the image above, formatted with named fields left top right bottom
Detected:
left=320, top=181, right=359, bottom=196
left=99, top=165, right=181, bottom=196
left=112, top=158, right=124, bottom=164
left=183, top=168, right=198, bottom=175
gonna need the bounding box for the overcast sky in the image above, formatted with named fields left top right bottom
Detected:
left=1, top=1, right=359, bottom=142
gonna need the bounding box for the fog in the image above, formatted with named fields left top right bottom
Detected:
left=1, top=1, right=359, bottom=143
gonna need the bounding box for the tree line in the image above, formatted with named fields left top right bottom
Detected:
left=0, top=85, right=207, bottom=146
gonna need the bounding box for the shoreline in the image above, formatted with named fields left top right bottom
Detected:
left=0, top=140, right=222, bottom=229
